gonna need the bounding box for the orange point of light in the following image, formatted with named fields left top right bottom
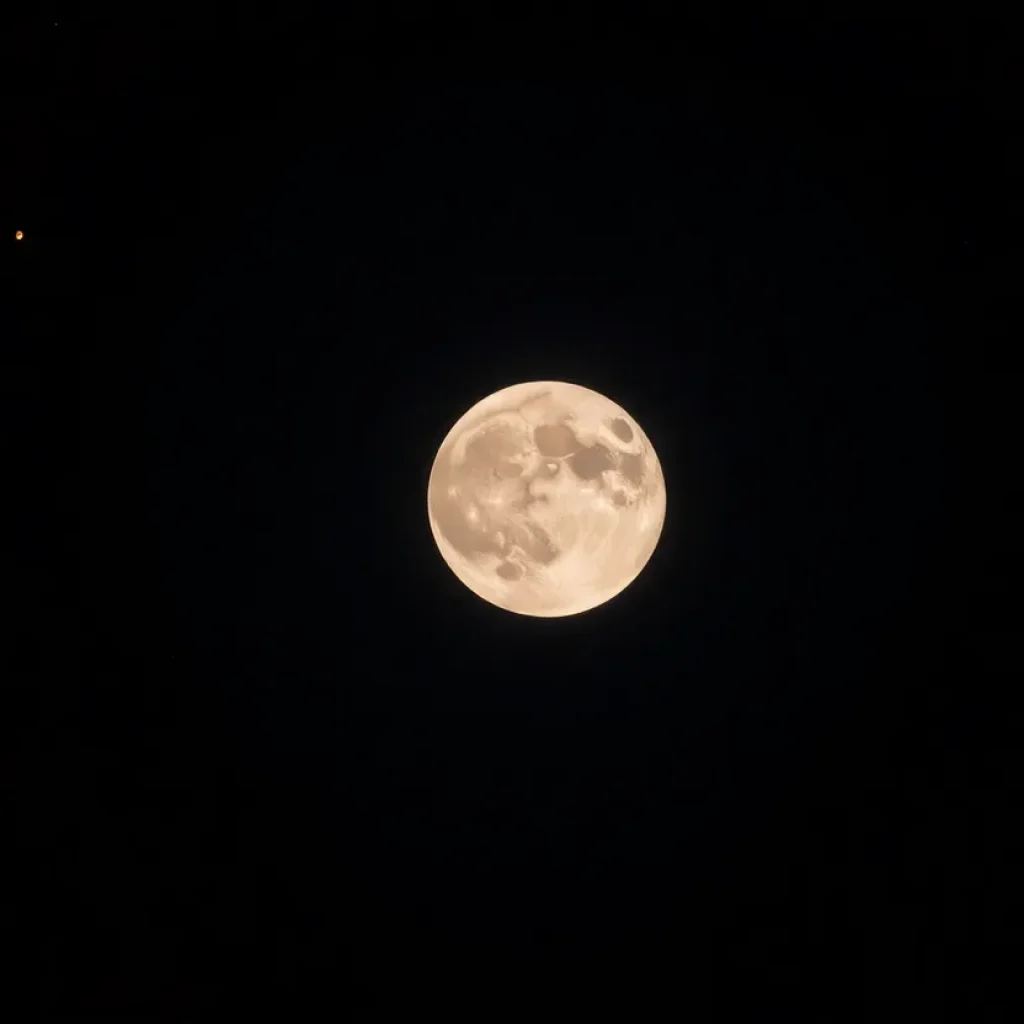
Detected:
left=15, top=230, right=23, bottom=241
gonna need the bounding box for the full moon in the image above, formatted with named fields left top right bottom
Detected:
left=427, top=381, right=666, bottom=617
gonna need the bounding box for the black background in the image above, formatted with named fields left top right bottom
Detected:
left=4, top=9, right=1013, bottom=1017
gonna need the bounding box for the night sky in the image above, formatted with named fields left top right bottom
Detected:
left=6, top=10, right=1011, bottom=1017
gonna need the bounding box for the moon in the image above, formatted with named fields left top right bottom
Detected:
left=427, top=381, right=666, bottom=617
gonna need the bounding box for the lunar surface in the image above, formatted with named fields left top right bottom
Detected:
left=427, top=381, right=666, bottom=617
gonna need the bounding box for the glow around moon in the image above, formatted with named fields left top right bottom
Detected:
left=427, top=381, right=666, bottom=617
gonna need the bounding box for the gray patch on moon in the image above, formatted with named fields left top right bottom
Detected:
left=515, top=520, right=560, bottom=566
left=569, top=443, right=614, bottom=481
left=609, top=417, right=634, bottom=443
left=496, top=561, right=525, bottom=581
left=533, top=423, right=579, bottom=457
left=618, top=452, right=644, bottom=485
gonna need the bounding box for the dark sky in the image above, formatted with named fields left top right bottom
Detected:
left=5, top=10, right=1012, bottom=1018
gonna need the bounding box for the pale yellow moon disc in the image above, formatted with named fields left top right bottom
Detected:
left=427, top=381, right=666, bottom=617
